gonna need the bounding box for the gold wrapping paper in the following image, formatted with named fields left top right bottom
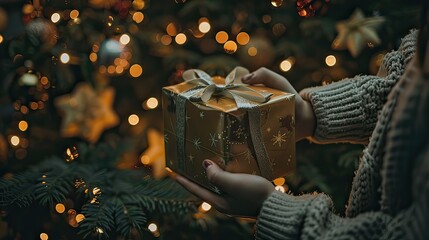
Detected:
left=162, top=74, right=295, bottom=193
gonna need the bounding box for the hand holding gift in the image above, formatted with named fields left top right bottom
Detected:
left=163, top=66, right=296, bottom=193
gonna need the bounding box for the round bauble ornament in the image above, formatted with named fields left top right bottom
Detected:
left=98, top=38, right=130, bottom=75
left=238, top=36, right=275, bottom=71
left=25, top=18, right=58, bottom=48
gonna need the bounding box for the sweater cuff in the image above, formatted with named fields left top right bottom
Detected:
left=255, top=190, right=316, bottom=240
left=299, top=78, right=370, bottom=144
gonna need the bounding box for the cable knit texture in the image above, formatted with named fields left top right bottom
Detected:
left=256, top=30, right=429, bottom=239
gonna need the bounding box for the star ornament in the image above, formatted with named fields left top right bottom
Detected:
left=141, top=129, right=167, bottom=179
left=55, top=83, right=119, bottom=143
left=332, top=9, right=385, bottom=57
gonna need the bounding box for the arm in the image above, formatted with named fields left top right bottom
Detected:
left=256, top=146, right=429, bottom=240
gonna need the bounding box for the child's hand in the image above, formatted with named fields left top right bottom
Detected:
left=174, top=159, right=275, bottom=218
left=242, top=67, right=315, bottom=141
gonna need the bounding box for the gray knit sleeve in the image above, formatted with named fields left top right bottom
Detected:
left=255, top=153, right=429, bottom=240
left=299, top=30, right=417, bottom=144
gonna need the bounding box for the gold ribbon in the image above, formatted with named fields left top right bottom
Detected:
left=182, top=67, right=272, bottom=105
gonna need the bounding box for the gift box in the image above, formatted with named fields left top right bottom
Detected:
left=162, top=67, right=295, bottom=193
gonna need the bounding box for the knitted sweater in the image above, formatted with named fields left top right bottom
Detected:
left=256, top=30, right=429, bottom=239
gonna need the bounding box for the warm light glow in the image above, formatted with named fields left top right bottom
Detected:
left=133, top=12, right=144, bottom=23
left=40, top=76, right=49, bottom=85
left=55, top=203, right=66, bottom=213
left=215, top=31, right=228, bottom=44
left=70, top=10, right=79, bottom=19
left=133, top=0, right=145, bottom=10
left=148, top=223, right=158, bottom=232
left=201, top=202, right=212, bottom=212
left=175, top=33, right=187, bottom=45
left=60, top=53, right=70, bottom=64
left=40, top=233, right=48, bottom=240
left=275, top=185, right=286, bottom=193
left=51, top=13, right=61, bottom=23
left=10, top=136, right=20, bottom=146
left=199, top=21, right=211, bottom=34
left=161, top=35, right=172, bottom=45
left=224, top=40, right=237, bottom=54
left=236, top=32, right=250, bottom=45
left=271, top=0, right=283, bottom=7
left=0, top=35, right=3, bottom=44
left=89, top=52, right=97, bottom=62
left=18, top=121, right=28, bottom=131
left=92, top=187, right=101, bottom=195
left=128, top=114, right=140, bottom=126
left=273, top=177, right=285, bottom=186
left=325, top=55, right=337, bottom=67
left=146, top=97, right=159, bottom=109
left=248, top=47, right=258, bottom=56
left=140, top=155, right=150, bottom=165
left=75, top=214, right=85, bottom=223
left=96, top=227, right=104, bottom=234
left=280, top=59, right=292, bottom=72
left=262, top=15, right=272, bottom=24
left=107, top=65, right=116, bottom=74
left=120, top=34, right=131, bottom=45
left=129, top=64, right=143, bottom=77
left=166, top=22, right=177, bottom=36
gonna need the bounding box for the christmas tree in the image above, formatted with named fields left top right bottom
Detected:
left=0, top=0, right=421, bottom=239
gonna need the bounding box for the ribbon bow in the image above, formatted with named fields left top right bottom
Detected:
left=182, top=67, right=272, bottom=105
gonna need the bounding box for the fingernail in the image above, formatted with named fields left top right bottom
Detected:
left=202, top=160, right=213, bottom=170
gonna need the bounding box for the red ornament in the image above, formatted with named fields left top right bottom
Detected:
left=296, top=0, right=330, bottom=17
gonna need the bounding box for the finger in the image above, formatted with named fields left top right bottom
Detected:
left=175, top=174, right=224, bottom=204
left=203, top=160, right=240, bottom=194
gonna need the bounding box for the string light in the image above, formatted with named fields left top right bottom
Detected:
left=215, top=31, right=228, bottom=44
left=132, top=0, right=145, bottom=10
left=236, top=32, right=250, bottom=45
left=129, top=64, right=143, bottom=77
left=51, top=13, right=60, bottom=23
left=0, top=35, right=3, bottom=44
left=70, top=10, right=79, bottom=19
left=55, top=203, right=65, bottom=214
left=175, top=33, right=187, bottom=45
left=224, top=40, right=237, bottom=54
left=148, top=223, right=158, bottom=232
left=275, top=185, right=286, bottom=193
left=271, top=0, right=284, bottom=7
left=161, top=35, right=172, bottom=45
left=60, top=53, right=70, bottom=64
left=10, top=136, right=20, bottom=146
left=40, top=233, right=48, bottom=240
left=89, top=52, right=97, bottom=62
left=273, top=177, right=285, bottom=186
left=166, top=22, right=177, bottom=36
left=75, top=214, right=85, bottom=223
left=325, top=55, right=337, bottom=67
left=262, top=15, right=272, bottom=24
left=198, top=20, right=211, bottom=34
left=200, top=202, right=212, bottom=212
left=280, top=58, right=294, bottom=72
left=18, top=121, right=28, bottom=131
left=248, top=47, right=257, bottom=56
left=133, top=12, right=144, bottom=23
left=145, top=97, right=159, bottom=109
left=95, top=227, right=104, bottom=234
left=128, top=114, right=140, bottom=125
left=120, top=34, right=131, bottom=45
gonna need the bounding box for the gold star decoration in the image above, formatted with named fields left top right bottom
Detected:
left=55, top=83, right=119, bottom=143
left=332, top=9, right=385, bottom=57
left=140, top=129, right=167, bottom=179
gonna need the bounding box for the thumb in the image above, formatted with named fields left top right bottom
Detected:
left=241, top=73, right=263, bottom=85
left=203, top=160, right=236, bottom=193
